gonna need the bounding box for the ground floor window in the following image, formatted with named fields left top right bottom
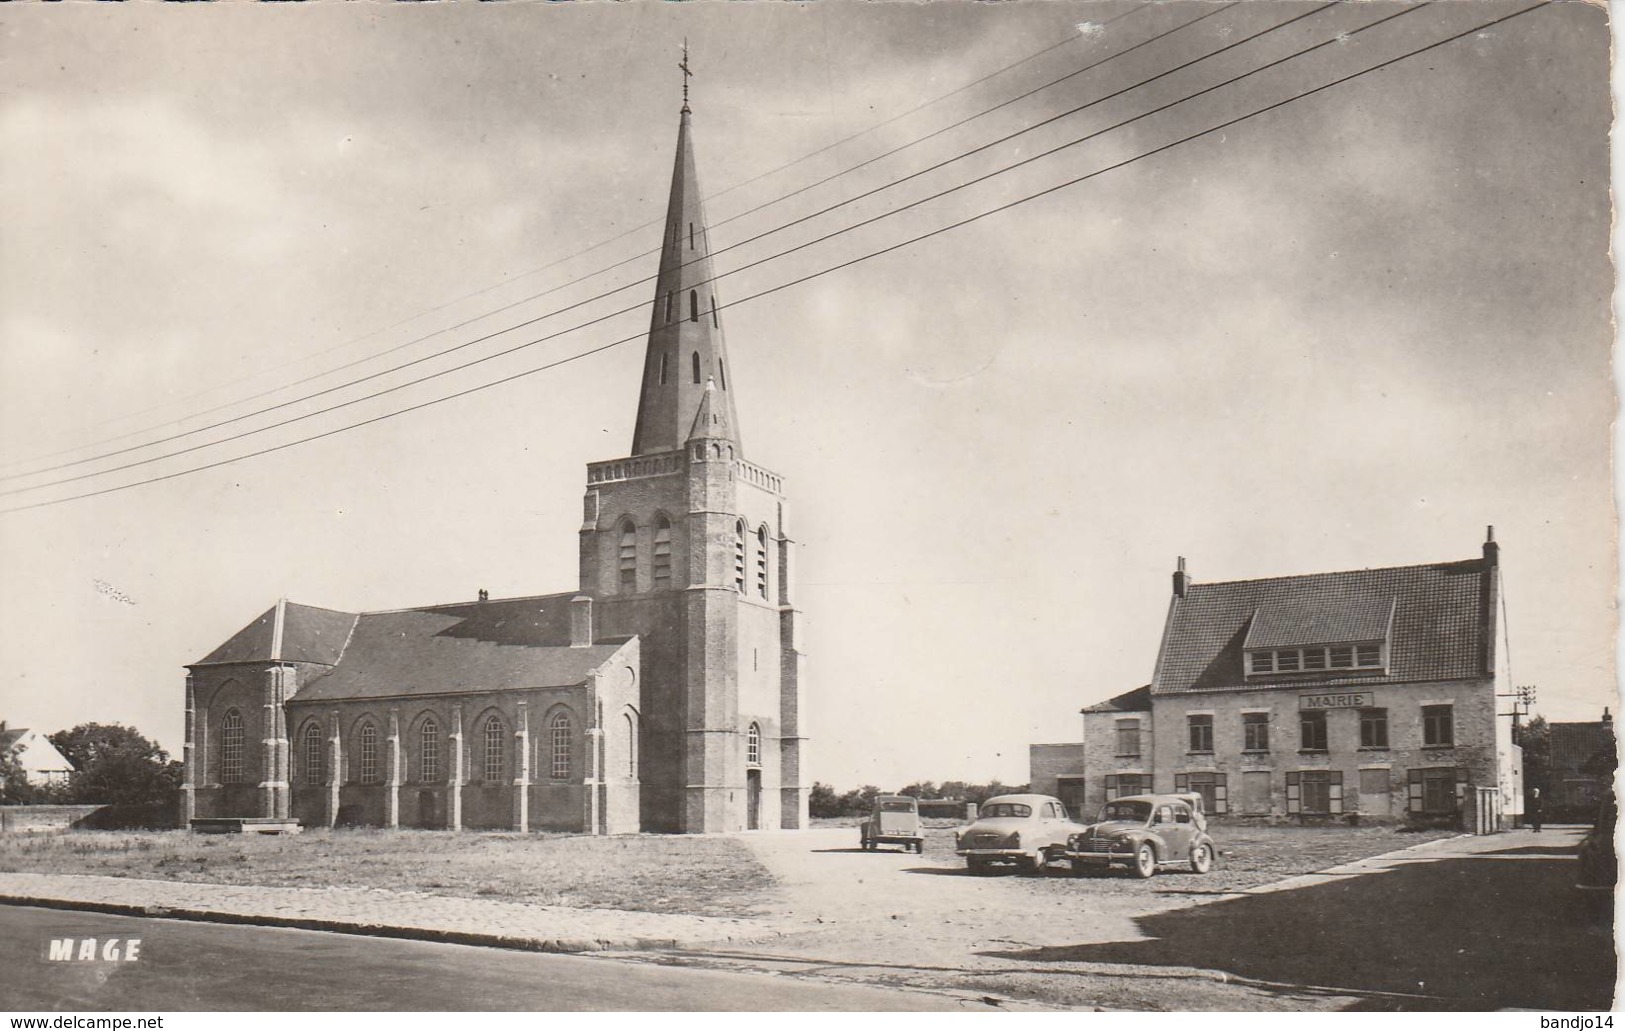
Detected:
left=1241, top=770, right=1271, bottom=814
left=1409, top=766, right=1464, bottom=814
left=1104, top=773, right=1146, bottom=800
left=1174, top=771, right=1228, bottom=814
left=1286, top=770, right=1343, bottom=814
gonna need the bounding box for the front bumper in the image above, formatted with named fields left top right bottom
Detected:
left=956, top=848, right=1031, bottom=859
left=1062, top=848, right=1132, bottom=865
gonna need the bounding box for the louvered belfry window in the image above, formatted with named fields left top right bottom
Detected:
left=618, top=522, right=637, bottom=592
left=653, top=516, right=672, bottom=586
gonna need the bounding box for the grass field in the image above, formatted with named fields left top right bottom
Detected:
left=0, top=828, right=776, bottom=918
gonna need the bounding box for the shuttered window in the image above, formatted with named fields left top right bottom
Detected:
left=1286, top=771, right=1342, bottom=814
left=1174, top=772, right=1228, bottom=815
left=1409, top=767, right=1466, bottom=814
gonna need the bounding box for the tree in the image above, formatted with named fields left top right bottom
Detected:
left=48, top=723, right=182, bottom=807
left=0, top=722, right=34, bottom=804
left=1516, top=715, right=1551, bottom=794
left=809, top=781, right=842, bottom=818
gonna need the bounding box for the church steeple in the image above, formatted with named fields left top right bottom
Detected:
left=629, top=84, right=742, bottom=457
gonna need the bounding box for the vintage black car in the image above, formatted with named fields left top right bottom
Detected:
left=1061, top=793, right=1216, bottom=879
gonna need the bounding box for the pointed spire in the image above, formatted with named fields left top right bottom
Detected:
left=687, top=377, right=733, bottom=442
left=628, top=81, right=742, bottom=457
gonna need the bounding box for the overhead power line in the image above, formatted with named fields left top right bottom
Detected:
left=1, top=1, right=1311, bottom=489
left=0, top=0, right=1553, bottom=515
left=2, top=8, right=1142, bottom=475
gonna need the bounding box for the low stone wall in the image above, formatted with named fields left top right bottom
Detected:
left=0, top=805, right=108, bottom=833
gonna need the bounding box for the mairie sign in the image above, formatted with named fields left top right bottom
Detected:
left=1299, top=692, right=1372, bottom=710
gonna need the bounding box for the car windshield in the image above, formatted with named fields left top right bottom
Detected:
left=1099, top=801, right=1153, bottom=822
left=980, top=803, right=1032, bottom=819
left=879, top=800, right=915, bottom=812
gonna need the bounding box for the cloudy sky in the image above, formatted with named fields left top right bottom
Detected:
left=0, top=0, right=1613, bottom=789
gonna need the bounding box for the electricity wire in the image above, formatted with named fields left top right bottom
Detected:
left=0, top=1, right=1553, bottom=515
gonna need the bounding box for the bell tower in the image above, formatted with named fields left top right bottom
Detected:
left=578, top=65, right=807, bottom=833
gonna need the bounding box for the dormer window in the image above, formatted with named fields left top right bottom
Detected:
left=1247, top=643, right=1385, bottom=676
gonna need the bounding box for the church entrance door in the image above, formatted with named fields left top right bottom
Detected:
left=746, top=769, right=761, bottom=830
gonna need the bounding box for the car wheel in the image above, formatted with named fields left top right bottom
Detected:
left=1014, top=854, right=1039, bottom=875
left=1189, top=842, right=1213, bottom=874
left=1131, top=842, right=1157, bottom=879
left=967, top=857, right=991, bottom=876
left=914, top=841, right=924, bottom=854
left=1070, top=860, right=1094, bottom=878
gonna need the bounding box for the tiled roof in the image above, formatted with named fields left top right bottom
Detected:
left=1245, top=596, right=1395, bottom=649
left=0, top=727, right=27, bottom=750
left=195, top=592, right=630, bottom=702
left=194, top=602, right=357, bottom=666
left=295, top=593, right=627, bottom=702
left=1082, top=686, right=1152, bottom=714
left=1550, top=721, right=1614, bottom=773
left=1153, top=557, right=1491, bottom=695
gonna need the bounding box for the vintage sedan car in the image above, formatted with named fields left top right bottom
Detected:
left=954, top=793, right=1079, bottom=874
left=1062, top=793, right=1216, bottom=879
left=861, top=794, right=925, bottom=854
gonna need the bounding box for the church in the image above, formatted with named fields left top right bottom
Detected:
left=179, top=90, right=808, bottom=836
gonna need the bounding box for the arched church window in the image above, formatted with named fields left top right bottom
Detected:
left=665, top=292, right=674, bottom=323
left=659, top=351, right=669, bottom=385
left=221, top=710, right=244, bottom=784
left=718, top=357, right=726, bottom=390
left=689, top=222, right=694, bottom=250
left=690, top=290, right=698, bottom=323
left=747, top=723, right=762, bottom=768
left=652, top=515, right=672, bottom=586
left=711, top=295, right=718, bottom=329
left=734, top=521, right=747, bottom=593
left=420, top=717, right=440, bottom=782
left=756, top=525, right=769, bottom=598
left=303, top=722, right=324, bottom=785
left=550, top=712, right=573, bottom=781
left=483, top=715, right=506, bottom=783
left=618, top=521, right=637, bottom=593
left=625, top=712, right=638, bottom=779
left=359, top=722, right=380, bottom=785
left=691, top=351, right=701, bottom=384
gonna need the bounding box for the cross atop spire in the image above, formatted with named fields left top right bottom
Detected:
left=679, top=39, right=693, bottom=112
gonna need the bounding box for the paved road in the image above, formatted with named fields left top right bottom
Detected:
left=0, top=906, right=969, bottom=1011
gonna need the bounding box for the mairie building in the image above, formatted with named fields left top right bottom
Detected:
left=181, top=94, right=808, bottom=835
left=1033, top=530, right=1522, bottom=828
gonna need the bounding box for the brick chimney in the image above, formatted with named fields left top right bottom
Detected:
left=1483, top=525, right=1499, bottom=567
left=1172, top=556, right=1190, bottom=599
left=570, top=595, right=593, bottom=648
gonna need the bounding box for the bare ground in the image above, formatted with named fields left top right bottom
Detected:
left=0, top=828, right=776, bottom=919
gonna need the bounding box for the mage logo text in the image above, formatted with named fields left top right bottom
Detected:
left=44, top=938, right=142, bottom=962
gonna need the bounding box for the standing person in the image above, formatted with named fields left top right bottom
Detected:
left=1529, top=787, right=1544, bottom=833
